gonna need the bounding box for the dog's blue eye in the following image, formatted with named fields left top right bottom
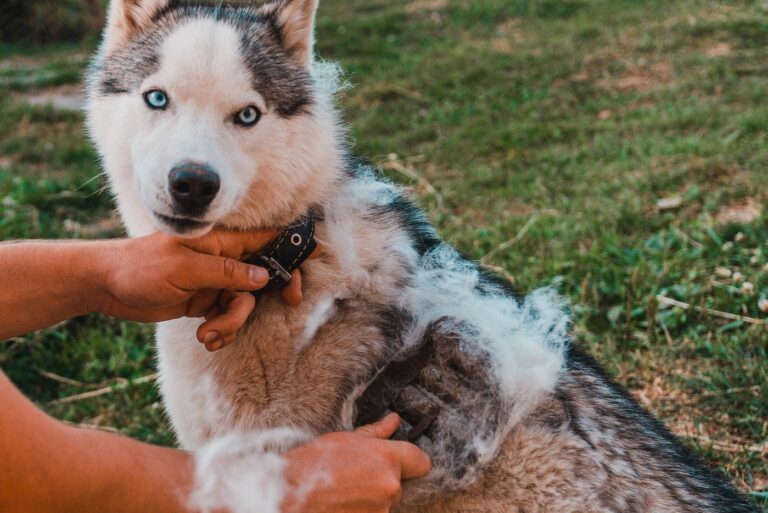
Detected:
left=144, top=89, right=168, bottom=110
left=235, top=105, right=261, bottom=127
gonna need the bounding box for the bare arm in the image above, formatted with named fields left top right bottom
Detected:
left=0, top=230, right=307, bottom=349
left=0, top=239, right=112, bottom=340
left=0, top=370, right=430, bottom=513
left=0, top=370, right=193, bottom=513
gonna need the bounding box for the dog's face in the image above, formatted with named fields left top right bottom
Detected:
left=87, top=0, right=341, bottom=236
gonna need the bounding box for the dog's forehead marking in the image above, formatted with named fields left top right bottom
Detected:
left=155, top=18, right=259, bottom=109
left=91, top=6, right=313, bottom=117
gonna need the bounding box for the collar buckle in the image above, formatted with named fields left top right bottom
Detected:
left=246, top=215, right=317, bottom=291
left=264, top=256, right=292, bottom=283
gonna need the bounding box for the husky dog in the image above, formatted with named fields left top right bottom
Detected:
left=86, top=1, right=759, bottom=511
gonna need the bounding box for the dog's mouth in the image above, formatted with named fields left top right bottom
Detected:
left=153, top=212, right=214, bottom=234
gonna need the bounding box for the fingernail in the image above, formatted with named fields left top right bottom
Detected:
left=249, top=266, right=269, bottom=285
left=203, top=331, right=219, bottom=344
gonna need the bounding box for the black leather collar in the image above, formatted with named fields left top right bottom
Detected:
left=246, top=215, right=317, bottom=291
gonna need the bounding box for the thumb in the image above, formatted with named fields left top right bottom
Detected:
left=176, top=253, right=270, bottom=292
left=355, top=412, right=401, bottom=439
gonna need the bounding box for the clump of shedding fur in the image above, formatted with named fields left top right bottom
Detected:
left=385, top=244, right=570, bottom=493
left=404, top=245, right=569, bottom=403
left=189, top=429, right=307, bottom=513
left=311, top=59, right=350, bottom=99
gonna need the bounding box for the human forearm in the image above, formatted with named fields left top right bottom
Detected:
left=59, top=423, right=193, bottom=513
left=0, top=241, right=111, bottom=340
left=0, top=370, right=431, bottom=513
left=0, top=230, right=290, bottom=347
left=0, top=371, right=194, bottom=513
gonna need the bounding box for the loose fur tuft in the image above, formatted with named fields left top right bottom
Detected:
left=190, top=429, right=309, bottom=513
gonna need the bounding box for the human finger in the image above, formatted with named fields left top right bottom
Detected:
left=355, top=412, right=401, bottom=439
left=178, top=229, right=278, bottom=258
left=281, top=270, right=303, bottom=306
left=205, top=332, right=237, bottom=352
left=391, top=486, right=404, bottom=509
left=393, top=441, right=432, bottom=480
left=196, top=291, right=255, bottom=347
left=174, top=254, right=269, bottom=292
left=185, top=289, right=220, bottom=318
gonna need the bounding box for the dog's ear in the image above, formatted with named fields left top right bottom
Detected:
left=103, top=0, right=170, bottom=52
left=259, top=0, right=319, bottom=68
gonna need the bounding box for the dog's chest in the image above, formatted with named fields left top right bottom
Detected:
left=156, top=203, right=419, bottom=448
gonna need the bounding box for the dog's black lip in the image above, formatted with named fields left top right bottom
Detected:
left=154, top=212, right=212, bottom=232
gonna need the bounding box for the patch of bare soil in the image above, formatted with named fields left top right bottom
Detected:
left=716, top=198, right=763, bottom=226
left=489, top=19, right=524, bottom=54
left=611, top=61, right=673, bottom=92
left=570, top=54, right=673, bottom=93
left=0, top=156, right=15, bottom=169
left=460, top=19, right=524, bottom=55
left=705, top=42, right=732, bottom=58
left=0, top=52, right=88, bottom=72
left=405, top=0, right=447, bottom=13
left=19, top=84, right=85, bottom=112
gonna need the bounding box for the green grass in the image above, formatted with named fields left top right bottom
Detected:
left=1, top=0, right=766, bottom=506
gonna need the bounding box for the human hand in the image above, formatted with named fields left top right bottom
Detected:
left=282, top=414, right=432, bottom=513
left=96, top=230, right=310, bottom=350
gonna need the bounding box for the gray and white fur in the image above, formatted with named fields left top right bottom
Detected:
left=85, top=1, right=760, bottom=511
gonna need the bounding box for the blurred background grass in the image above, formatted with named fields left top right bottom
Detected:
left=0, top=0, right=766, bottom=507
left=1, top=0, right=104, bottom=44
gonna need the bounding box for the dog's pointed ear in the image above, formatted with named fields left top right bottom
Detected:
left=259, top=0, right=319, bottom=68
left=103, top=0, right=170, bottom=52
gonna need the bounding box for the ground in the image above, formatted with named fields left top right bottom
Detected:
left=0, top=0, right=766, bottom=508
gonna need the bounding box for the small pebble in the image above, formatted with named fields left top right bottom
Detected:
left=657, top=196, right=682, bottom=211
left=741, top=282, right=754, bottom=295
left=732, top=271, right=744, bottom=282
left=759, top=298, right=768, bottom=313
left=734, top=232, right=745, bottom=242
left=715, top=267, right=732, bottom=279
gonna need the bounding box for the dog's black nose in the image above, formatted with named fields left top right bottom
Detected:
left=168, top=163, right=220, bottom=214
